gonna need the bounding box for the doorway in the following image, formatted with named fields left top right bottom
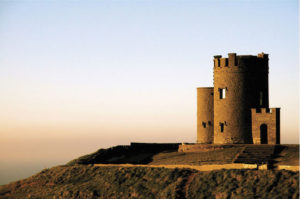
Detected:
left=260, top=124, right=268, bottom=144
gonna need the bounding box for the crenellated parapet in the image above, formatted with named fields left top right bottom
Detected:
left=251, top=108, right=279, bottom=114
left=213, top=53, right=268, bottom=73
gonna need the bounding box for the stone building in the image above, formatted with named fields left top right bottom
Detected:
left=197, top=53, right=280, bottom=144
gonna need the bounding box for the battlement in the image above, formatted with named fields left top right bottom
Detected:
left=251, top=108, right=280, bottom=115
left=214, top=53, right=269, bottom=71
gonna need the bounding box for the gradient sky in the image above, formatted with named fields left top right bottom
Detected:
left=0, top=0, right=298, bottom=184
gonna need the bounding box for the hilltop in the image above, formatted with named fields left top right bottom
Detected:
left=67, top=143, right=299, bottom=167
left=0, top=143, right=299, bottom=199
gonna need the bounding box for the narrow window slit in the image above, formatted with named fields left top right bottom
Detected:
left=220, top=123, right=224, bottom=132
left=219, top=88, right=226, bottom=99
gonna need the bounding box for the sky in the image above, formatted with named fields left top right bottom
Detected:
left=0, top=0, right=298, bottom=184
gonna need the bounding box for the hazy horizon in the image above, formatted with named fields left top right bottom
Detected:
left=0, top=0, right=299, bottom=185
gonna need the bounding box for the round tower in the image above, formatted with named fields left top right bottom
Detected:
left=213, top=53, right=269, bottom=144
left=197, top=87, right=214, bottom=143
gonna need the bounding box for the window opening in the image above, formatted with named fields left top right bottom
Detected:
left=260, top=124, right=268, bottom=144
left=220, top=123, right=224, bottom=132
left=202, top=122, right=206, bottom=128
left=219, top=88, right=226, bottom=99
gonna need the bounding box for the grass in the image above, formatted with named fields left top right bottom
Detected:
left=67, top=145, right=243, bottom=166
left=0, top=165, right=192, bottom=199
left=3, top=144, right=297, bottom=198
left=0, top=165, right=298, bottom=199
left=274, top=145, right=299, bottom=166
left=149, top=147, right=242, bottom=165
left=68, top=144, right=299, bottom=167
left=188, top=169, right=299, bottom=199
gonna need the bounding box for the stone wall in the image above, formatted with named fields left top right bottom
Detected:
left=178, top=143, right=243, bottom=152
left=130, top=142, right=179, bottom=152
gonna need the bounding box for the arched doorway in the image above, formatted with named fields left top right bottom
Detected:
left=260, top=124, right=268, bottom=144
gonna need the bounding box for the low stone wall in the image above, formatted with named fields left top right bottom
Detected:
left=130, top=142, right=179, bottom=152
left=94, top=163, right=258, bottom=171
left=277, top=165, right=299, bottom=172
left=258, top=164, right=268, bottom=170
left=178, top=143, right=242, bottom=152
left=186, top=163, right=258, bottom=171
left=95, top=163, right=300, bottom=171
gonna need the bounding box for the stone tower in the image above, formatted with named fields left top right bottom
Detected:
left=196, top=52, right=279, bottom=144
left=213, top=53, right=269, bottom=144
left=197, top=87, right=214, bottom=143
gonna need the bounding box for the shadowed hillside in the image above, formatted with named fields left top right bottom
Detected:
left=0, top=165, right=298, bottom=199
left=67, top=143, right=243, bottom=166
left=68, top=143, right=299, bottom=166
left=67, top=143, right=180, bottom=165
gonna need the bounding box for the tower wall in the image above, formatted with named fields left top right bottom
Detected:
left=197, top=87, right=214, bottom=143
left=213, top=53, right=269, bottom=144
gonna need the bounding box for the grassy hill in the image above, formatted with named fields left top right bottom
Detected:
left=0, top=165, right=298, bottom=199
left=1, top=144, right=299, bottom=198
